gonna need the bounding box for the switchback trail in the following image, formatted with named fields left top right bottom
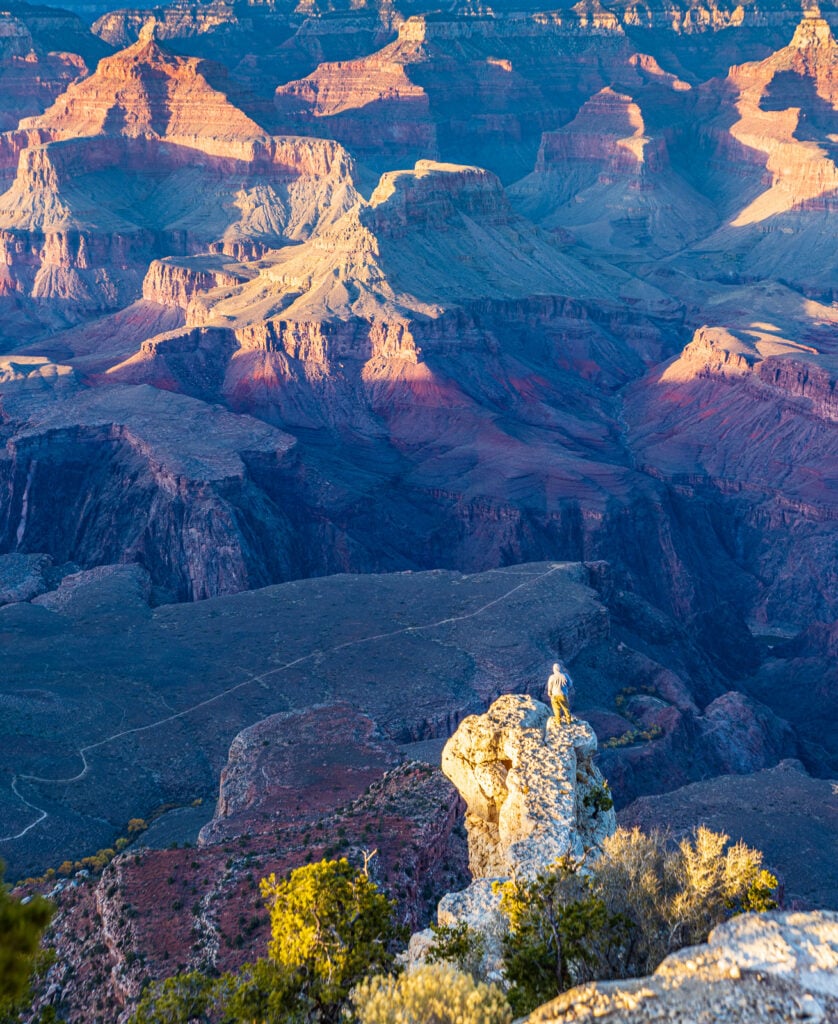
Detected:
left=0, top=564, right=563, bottom=843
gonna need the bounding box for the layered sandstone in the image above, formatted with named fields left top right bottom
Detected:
left=624, top=323, right=838, bottom=626
left=17, top=32, right=267, bottom=155
left=0, top=4, right=108, bottom=126
left=660, top=326, right=838, bottom=422
left=0, top=357, right=299, bottom=600
left=108, top=159, right=677, bottom=403
left=100, top=159, right=691, bottom=599
left=10, top=32, right=356, bottom=177
left=510, top=86, right=716, bottom=253
left=275, top=42, right=437, bottom=164
left=96, top=158, right=826, bottom=639
left=199, top=704, right=402, bottom=844
left=606, top=0, right=825, bottom=83
left=273, top=9, right=675, bottom=179
left=90, top=0, right=348, bottom=92
left=0, top=34, right=358, bottom=326
left=142, top=257, right=256, bottom=310
left=93, top=2, right=246, bottom=49
left=693, top=12, right=838, bottom=294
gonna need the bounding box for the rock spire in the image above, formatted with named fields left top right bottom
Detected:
left=410, top=693, right=616, bottom=977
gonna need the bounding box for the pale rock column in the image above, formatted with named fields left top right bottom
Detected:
left=409, top=692, right=616, bottom=979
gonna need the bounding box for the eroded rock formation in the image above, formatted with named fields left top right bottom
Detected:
left=693, top=12, right=838, bottom=295
left=411, top=693, right=616, bottom=975
left=0, top=2, right=836, bottom=1020
left=0, top=10, right=94, bottom=134
left=0, top=34, right=359, bottom=328
left=441, top=694, right=616, bottom=879
left=510, top=86, right=717, bottom=254
left=33, top=744, right=468, bottom=1023
left=0, top=7, right=833, bottom=642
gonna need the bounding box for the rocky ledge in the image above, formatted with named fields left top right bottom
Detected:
left=527, top=910, right=838, bottom=1024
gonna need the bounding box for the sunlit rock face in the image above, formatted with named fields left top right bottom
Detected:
left=690, top=13, right=838, bottom=296
left=0, top=15, right=837, bottom=1024
left=0, top=2, right=835, bottom=642
left=0, top=9, right=96, bottom=133
left=0, top=33, right=359, bottom=327
left=440, top=694, right=616, bottom=879
left=410, top=694, right=616, bottom=977
left=526, top=911, right=838, bottom=1024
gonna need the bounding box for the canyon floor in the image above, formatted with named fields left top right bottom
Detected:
left=1, top=558, right=834, bottom=908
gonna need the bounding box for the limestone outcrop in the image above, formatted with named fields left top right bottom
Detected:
left=411, top=694, right=616, bottom=976
left=441, top=694, right=616, bottom=880
left=526, top=910, right=838, bottom=1024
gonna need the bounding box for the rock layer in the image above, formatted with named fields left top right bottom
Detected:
left=0, top=34, right=358, bottom=328
left=510, top=86, right=717, bottom=254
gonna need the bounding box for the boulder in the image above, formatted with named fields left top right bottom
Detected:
left=526, top=910, right=838, bottom=1023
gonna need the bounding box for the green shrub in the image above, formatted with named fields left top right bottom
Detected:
left=260, top=857, right=403, bottom=1020
left=582, top=783, right=614, bottom=814
left=495, top=855, right=630, bottom=1015
left=132, top=856, right=406, bottom=1024
left=426, top=921, right=485, bottom=977
left=0, top=863, right=54, bottom=1021
left=494, top=826, right=778, bottom=1015
left=602, top=725, right=664, bottom=749
left=592, top=825, right=777, bottom=972
left=130, top=971, right=219, bottom=1024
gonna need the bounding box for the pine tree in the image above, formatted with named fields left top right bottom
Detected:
left=0, top=861, right=54, bottom=1019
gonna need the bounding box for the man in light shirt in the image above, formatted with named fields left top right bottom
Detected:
left=547, top=661, right=573, bottom=724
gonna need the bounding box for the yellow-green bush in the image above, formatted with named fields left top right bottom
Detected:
left=495, top=826, right=778, bottom=1015
left=351, top=963, right=511, bottom=1024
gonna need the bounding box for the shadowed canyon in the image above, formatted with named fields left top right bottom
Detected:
left=0, top=0, right=836, bottom=1017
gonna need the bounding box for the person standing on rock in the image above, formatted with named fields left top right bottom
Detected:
left=547, top=661, right=573, bottom=724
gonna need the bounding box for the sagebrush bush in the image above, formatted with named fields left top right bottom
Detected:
left=594, top=825, right=778, bottom=974
left=351, top=963, right=511, bottom=1024
left=496, top=826, right=778, bottom=1015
